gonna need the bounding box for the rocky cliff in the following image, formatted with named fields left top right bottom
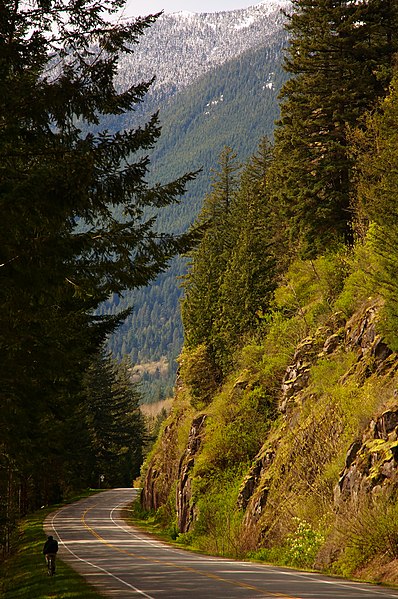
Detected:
left=238, top=301, right=398, bottom=541
left=140, top=296, right=398, bottom=580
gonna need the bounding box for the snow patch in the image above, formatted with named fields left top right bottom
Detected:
left=255, top=0, right=291, bottom=7
left=204, top=94, right=224, bottom=115
left=235, top=15, right=256, bottom=30
left=262, top=72, right=275, bottom=90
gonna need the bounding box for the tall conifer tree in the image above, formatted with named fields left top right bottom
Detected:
left=0, top=0, right=197, bottom=546
left=273, top=0, right=398, bottom=256
left=217, top=138, right=279, bottom=361
left=83, top=350, right=146, bottom=487
left=182, top=147, right=240, bottom=368
left=352, top=68, right=398, bottom=349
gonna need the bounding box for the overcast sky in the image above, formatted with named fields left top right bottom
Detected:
left=123, top=0, right=259, bottom=18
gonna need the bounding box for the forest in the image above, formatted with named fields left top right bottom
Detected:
left=103, top=35, right=289, bottom=401
left=139, top=0, right=398, bottom=584
left=1, top=0, right=398, bottom=586
left=0, top=0, right=199, bottom=556
left=181, top=0, right=398, bottom=382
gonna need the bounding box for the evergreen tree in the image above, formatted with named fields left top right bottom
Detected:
left=0, top=0, right=197, bottom=550
left=217, top=138, right=279, bottom=360
left=351, top=67, right=398, bottom=349
left=272, top=0, right=398, bottom=257
left=182, top=140, right=285, bottom=381
left=83, top=350, right=146, bottom=487
left=181, top=147, right=240, bottom=373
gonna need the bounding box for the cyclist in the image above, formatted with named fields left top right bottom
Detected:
left=43, top=535, right=58, bottom=575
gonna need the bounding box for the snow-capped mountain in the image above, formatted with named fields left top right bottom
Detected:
left=117, top=1, right=290, bottom=109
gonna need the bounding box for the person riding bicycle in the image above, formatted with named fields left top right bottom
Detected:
left=43, top=535, right=58, bottom=574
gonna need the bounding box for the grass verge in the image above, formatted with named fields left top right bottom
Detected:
left=0, top=491, right=103, bottom=599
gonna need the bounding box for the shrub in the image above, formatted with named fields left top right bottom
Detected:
left=193, top=383, right=272, bottom=477
left=334, top=495, right=398, bottom=576
left=333, top=236, right=379, bottom=318
left=285, top=518, right=325, bottom=568
left=274, top=251, right=350, bottom=328
left=192, top=470, right=247, bottom=558
left=178, top=344, right=220, bottom=408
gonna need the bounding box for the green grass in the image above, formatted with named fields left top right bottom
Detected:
left=1, top=492, right=103, bottom=599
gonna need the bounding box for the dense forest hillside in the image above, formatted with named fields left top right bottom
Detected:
left=0, top=2, right=290, bottom=559
left=139, top=0, right=398, bottom=586
left=114, top=1, right=289, bottom=130
left=104, top=20, right=288, bottom=401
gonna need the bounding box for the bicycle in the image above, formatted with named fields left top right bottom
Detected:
left=46, top=553, right=56, bottom=576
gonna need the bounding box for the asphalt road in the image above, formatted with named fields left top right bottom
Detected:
left=45, top=488, right=398, bottom=599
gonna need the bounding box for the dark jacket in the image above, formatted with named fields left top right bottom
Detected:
left=43, top=537, right=58, bottom=555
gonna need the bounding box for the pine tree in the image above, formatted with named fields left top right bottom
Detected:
left=83, top=350, right=146, bottom=487
left=351, top=68, right=398, bottom=349
left=182, top=141, right=285, bottom=381
left=217, top=138, right=279, bottom=360
left=272, top=0, right=398, bottom=257
left=0, top=0, right=198, bottom=548
left=181, top=147, right=240, bottom=373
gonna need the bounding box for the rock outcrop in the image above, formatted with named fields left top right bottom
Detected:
left=141, top=416, right=183, bottom=512
left=335, top=408, right=398, bottom=506
left=141, top=297, right=398, bottom=574
left=343, top=300, right=394, bottom=381
left=176, top=414, right=207, bottom=532
left=279, top=317, right=345, bottom=414
left=239, top=300, right=398, bottom=525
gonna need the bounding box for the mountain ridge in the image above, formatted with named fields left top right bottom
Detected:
left=115, top=0, right=289, bottom=130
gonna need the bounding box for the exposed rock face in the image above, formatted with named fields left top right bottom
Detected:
left=142, top=298, right=398, bottom=555
left=335, top=408, right=398, bottom=506
left=279, top=335, right=323, bottom=413
left=238, top=445, right=275, bottom=512
left=241, top=300, right=398, bottom=525
left=141, top=418, right=181, bottom=512
left=279, top=323, right=346, bottom=413
left=176, top=414, right=207, bottom=532
left=344, top=300, right=393, bottom=379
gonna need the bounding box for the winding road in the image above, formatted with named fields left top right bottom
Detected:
left=45, top=488, right=398, bottom=598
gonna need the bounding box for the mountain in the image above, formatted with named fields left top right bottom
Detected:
left=116, top=1, right=289, bottom=118
left=102, top=2, right=290, bottom=402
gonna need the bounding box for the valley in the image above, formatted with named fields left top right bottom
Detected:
left=104, top=2, right=290, bottom=402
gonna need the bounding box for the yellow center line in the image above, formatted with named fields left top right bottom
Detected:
left=81, top=506, right=299, bottom=599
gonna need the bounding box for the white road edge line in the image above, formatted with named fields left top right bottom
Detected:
left=109, top=498, right=398, bottom=597
left=109, top=497, right=235, bottom=560
left=49, top=503, right=155, bottom=599
left=48, top=490, right=398, bottom=599
left=258, top=566, right=398, bottom=598
left=110, top=499, right=182, bottom=553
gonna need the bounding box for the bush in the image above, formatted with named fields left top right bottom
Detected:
left=178, top=344, right=220, bottom=408
left=333, top=236, right=379, bottom=318
left=285, top=518, right=325, bottom=568
left=191, top=470, right=247, bottom=558
left=274, top=251, right=350, bottom=328
left=193, top=383, right=272, bottom=477
left=248, top=545, right=286, bottom=564
left=334, top=495, right=398, bottom=576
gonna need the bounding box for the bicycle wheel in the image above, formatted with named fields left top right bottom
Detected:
left=47, top=555, right=55, bottom=576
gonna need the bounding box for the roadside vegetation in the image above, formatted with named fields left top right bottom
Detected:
left=137, top=240, right=398, bottom=584
left=138, top=1, right=398, bottom=584
left=0, top=494, right=102, bottom=599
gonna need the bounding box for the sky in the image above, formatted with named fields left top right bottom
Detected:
left=124, top=0, right=259, bottom=18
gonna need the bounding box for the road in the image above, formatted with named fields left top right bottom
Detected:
left=45, top=488, right=398, bottom=599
